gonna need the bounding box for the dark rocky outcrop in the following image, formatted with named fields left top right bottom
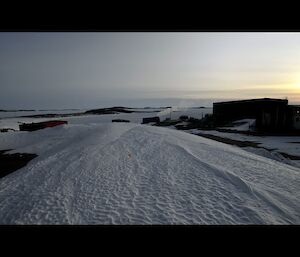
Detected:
left=0, top=150, right=37, bottom=179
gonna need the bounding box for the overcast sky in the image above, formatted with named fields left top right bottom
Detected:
left=1, top=32, right=300, bottom=109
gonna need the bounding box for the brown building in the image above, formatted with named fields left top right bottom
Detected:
left=213, top=98, right=299, bottom=132
left=142, top=116, right=160, bottom=124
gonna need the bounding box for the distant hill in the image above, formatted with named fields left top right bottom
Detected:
left=85, top=107, right=134, bottom=114
left=0, top=109, right=36, bottom=112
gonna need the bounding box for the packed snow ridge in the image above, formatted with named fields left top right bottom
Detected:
left=0, top=123, right=299, bottom=224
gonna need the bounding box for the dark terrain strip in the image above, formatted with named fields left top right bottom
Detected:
left=196, top=132, right=300, bottom=160
left=196, top=133, right=260, bottom=148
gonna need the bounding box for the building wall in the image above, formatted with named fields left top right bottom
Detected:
left=255, top=104, right=288, bottom=131
left=213, top=101, right=259, bottom=126
left=291, top=106, right=300, bottom=130
left=213, top=99, right=289, bottom=131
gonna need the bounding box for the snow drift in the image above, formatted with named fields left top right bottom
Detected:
left=0, top=123, right=299, bottom=224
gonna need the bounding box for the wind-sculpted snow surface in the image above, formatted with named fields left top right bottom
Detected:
left=0, top=123, right=299, bottom=224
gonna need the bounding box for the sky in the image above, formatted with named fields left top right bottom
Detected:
left=1, top=32, right=300, bottom=109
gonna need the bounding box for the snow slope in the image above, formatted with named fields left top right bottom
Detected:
left=0, top=123, right=299, bottom=224
left=220, top=119, right=256, bottom=131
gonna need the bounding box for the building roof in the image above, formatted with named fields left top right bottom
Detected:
left=213, top=98, right=288, bottom=106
